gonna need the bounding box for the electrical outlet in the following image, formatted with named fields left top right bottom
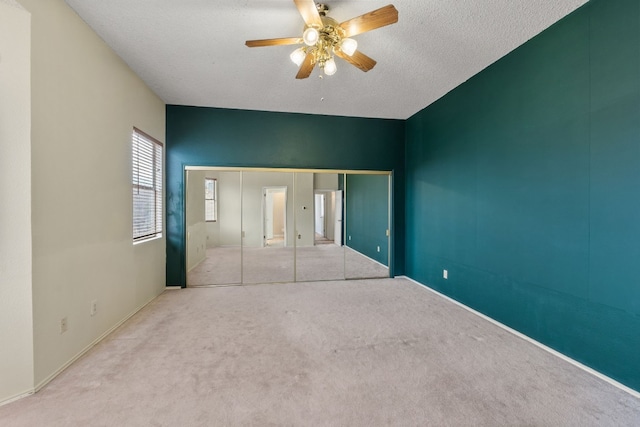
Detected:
left=443, top=269, right=448, bottom=280
left=90, top=300, right=97, bottom=316
left=348, top=235, right=351, bottom=240
left=377, top=246, right=380, bottom=252
left=60, top=317, right=68, bottom=334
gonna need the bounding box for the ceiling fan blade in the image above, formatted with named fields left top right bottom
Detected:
left=296, top=52, right=315, bottom=79
left=245, top=37, right=302, bottom=48
left=293, top=0, right=323, bottom=27
left=339, top=4, right=399, bottom=38
left=335, top=50, right=377, bottom=72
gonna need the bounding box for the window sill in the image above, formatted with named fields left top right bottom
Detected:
left=133, top=234, right=163, bottom=245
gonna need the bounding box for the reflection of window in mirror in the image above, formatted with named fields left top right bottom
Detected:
left=205, top=178, right=217, bottom=222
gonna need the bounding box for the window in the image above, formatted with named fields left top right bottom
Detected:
left=132, top=128, right=163, bottom=241
left=205, top=178, right=217, bottom=222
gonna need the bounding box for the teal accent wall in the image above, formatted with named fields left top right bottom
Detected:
left=405, top=0, right=640, bottom=391
left=166, top=106, right=405, bottom=286
left=345, top=174, right=390, bottom=266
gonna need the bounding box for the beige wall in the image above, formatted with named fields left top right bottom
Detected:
left=314, top=173, right=339, bottom=190
left=13, top=0, right=166, bottom=392
left=0, top=0, right=34, bottom=405
left=294, top=172, right=315, bottom=247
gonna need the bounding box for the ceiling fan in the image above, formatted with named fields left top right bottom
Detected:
left=245, top=0, right=398, bottom=79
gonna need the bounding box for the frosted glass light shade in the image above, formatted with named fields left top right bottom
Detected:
left=290, top=47, right=306, bottom=66
left=324, top=57, right=337, bottom=76
left=303, top=27, right=319, bottom=46
left=340, top=38, right=357, bottom=56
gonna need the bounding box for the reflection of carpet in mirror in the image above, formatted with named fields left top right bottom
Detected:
left=344, top=247, right=388, bottom=279
left=314, top=233, right=333, bottom=245
left=265, top=236, right=284, bottom=247
left=187, top=245, right=388, bottom=286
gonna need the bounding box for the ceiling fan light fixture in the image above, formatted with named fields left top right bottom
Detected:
left=340, top=38, right=357, bottom=56
left=290, top=47, right=306, bottom=66
left=303, top=27, right=319, bottom=46
left=323, top=57, right=337, bottom=76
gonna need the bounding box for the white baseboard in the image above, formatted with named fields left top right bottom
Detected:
left=398, top=275, right=640, bottom=400
left=0, top=389, right=35, bottom=407
left=32, top=293, right=162, bottom=395
left=187, top=255, right=206, bottom=273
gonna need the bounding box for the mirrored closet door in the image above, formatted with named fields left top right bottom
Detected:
left=295, top=172, right=346, bottom=282
left=185, top=170, right=241, bottom=286
left=185, top=168, right=390, bottom=286
left=241, top=170, right=295, bottom=284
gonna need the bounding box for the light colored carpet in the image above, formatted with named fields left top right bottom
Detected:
left=314, top=233, right=334, bottom=245
left=188, top=245, right=388, bottom=286
left=1, top=278, right=638, bottom=426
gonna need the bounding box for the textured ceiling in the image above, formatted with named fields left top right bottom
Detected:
left=63, top=0, right=588, bottom=120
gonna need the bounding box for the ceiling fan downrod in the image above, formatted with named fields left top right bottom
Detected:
left=316, top=3, right=329, bottom=17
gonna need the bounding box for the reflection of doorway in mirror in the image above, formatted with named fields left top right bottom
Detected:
left=314, top=191, right=338, bottom=245
left=263, top=187, right=287, bottom=247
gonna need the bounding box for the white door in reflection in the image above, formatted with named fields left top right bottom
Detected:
left=314, top=193, right=326, bottom=239
left=334, top=190, right=343, bottom=246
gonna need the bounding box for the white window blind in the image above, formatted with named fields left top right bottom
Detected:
left=132, top=128, right=163, bottom=241
left=205, top=178, right=217, bottom=222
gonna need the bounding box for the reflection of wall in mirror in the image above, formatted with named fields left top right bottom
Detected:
left=236, top=172, right=315, bottom=248
left=294, top=173, right=314, bottom=247
left=345, top=174, right=389, bottom=266
left=314, top=173, right=339, bottom=191
left=185, top=170, right=207, bottom=271
left=202, top=171, right=242, bottom=248
left=189, top=171, right=331, bottom=250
